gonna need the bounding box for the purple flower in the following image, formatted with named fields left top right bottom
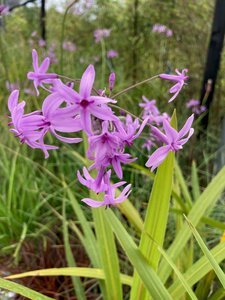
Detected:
left=27, top=49, right=58, bottom=96
left=94, top=29, right=111, bottom=43
left=166, top=29, right=173, bottom=37
left=48, top=46, right=58, bottom=64
left=107, top=50, right=118, bottom=59
left=0, top=5, right=9, bottom=15
left=152, top=24, right=173, bottom=37
left=81, top=170, right=131, bottom=208
left=142, top=136, right=156, bottom=152
left=139, top=96, right=160, bottom=119
left=186, top=99, right=206, bottom=115
left=8, top=90, right=58, bottom=158
left=63, top=41, right=77, bottom=52
left=6, top=81, right=20, bottom=92
left=160, top=69, right=189, bottom=102
left=146, top=114, right=194, bottom=171
left=114, top=115, right=149, bottom=147
left=41, top=93, right=83, bottom=144
left=87, top=121, right=119, bottom=162
left=54, top=65, right=117, bottom=134
left=77, top=167, right=107, bottom=193
left=38, top=39, right=46, bottom=47
left=109, top=72, right=116, bottom=92
left=24, top=88, right=36, bottom=96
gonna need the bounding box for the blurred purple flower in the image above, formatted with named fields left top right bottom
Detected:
left=27, top=49, right=58, bottom=95
left=24, top=88, right=36, bottom=96
left=31, top=31, right=37, bottom=37
left=94, top=29, right=111, bottom=43
left=109, top=72, right=116, bottom=92
left=166, top=29, right=173, bottom=37
left=0, top=5, right=9, bottom=15
left=160, top=69, right=189, bottom=102
left=152, top=24, right=173, bottom=37
left=139, top=96, right=160, bottom=119
left=146, top=114, right=194, bottom=171
left=39, top=39, right=46, bottom=47
left=186, top=99, right=207, bottom=115
left=142, top=136, right=156, bottom=152
left=63, top=41, right=76, bottom=52
left=6, top=81, right=20, bottom=92
left=107, top=50, right=118, bottom=58
left=48, top=46, right=58, bottom=64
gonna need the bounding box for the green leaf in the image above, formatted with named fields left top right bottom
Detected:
left=158, top=246, right=198, bottom=300
left=117, top=195, right=144, bottom=234
left=105, top=209, right=173, bottom=300
left=130, top=109, right=176, bottom=300
left=191, top=161, right=201, bottom=200
left=5, top=267, right=132, bottom=286
left=174, top=160, right=193, bottom=208
left=0, top=278, right=53, bottom=300
left=92, top=206, right=123, bottom=300
left=169, top=241, right=225, bottom=299
left=184, top=216, right=225, bottom=289
left=62, top=198, right=86, bottom=300
left=159, top=165, right=225, bottom=284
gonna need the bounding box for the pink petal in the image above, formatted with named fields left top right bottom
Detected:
left=82, top=198, right=105, bottom=208
left=91, top=105, right=118, bottom=122
left=178, top=114, right=194, bottom=139
left=178, top=128, right=194, bottom=145
left=39, top=57, right=50, bottom=73
left=145, top=145, right=171, bottom=171
left=80, top=110, right=92, bottom=134
left=51, top=129, right=82, bottom=144
left=163, top=119, right=178, bottom=143
left=8, top=90, right=19, bottom=113
left=89, top=95, right=117, bottom=105
left=151, top=126, right=168, bottom=144
left=79, top=64, right=95, bottom=99
left=42, top=93, right=64, bottom=117
left=32, top=49, right=39, bottom=72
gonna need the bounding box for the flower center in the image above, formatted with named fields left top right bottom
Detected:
left=80, top=99, right=90, bottom=108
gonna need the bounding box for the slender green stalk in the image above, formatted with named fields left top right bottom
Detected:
left=60, top=0, right=78, bottom=73
left=112, top=75, right=159, bottom=98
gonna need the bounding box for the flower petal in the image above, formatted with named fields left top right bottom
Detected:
left=145, top=145, right=171, bottom=171
left=82, top=198, right=105, bottom=208
left=163, top=119, right=178, bottom=143
left=32, top=49, right=39, bottom=72
left=39, top=57, right=50, bottom=73
left=8, top=90, right=19, bottom=113
left=79, top=64, right=95, bottom=98
left=51, top=129, right=82, bottom=144
left=178, top=114, right=194, bottom=139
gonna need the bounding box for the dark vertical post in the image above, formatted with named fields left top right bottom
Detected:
left=40, top=0, right=46, bottom=41
left=199, top=0, right=225, bottom=129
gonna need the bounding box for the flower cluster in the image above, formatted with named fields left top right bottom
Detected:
left=8, top=49, right=194, bottom=208
left=152, top=24, right=173, bottom=37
